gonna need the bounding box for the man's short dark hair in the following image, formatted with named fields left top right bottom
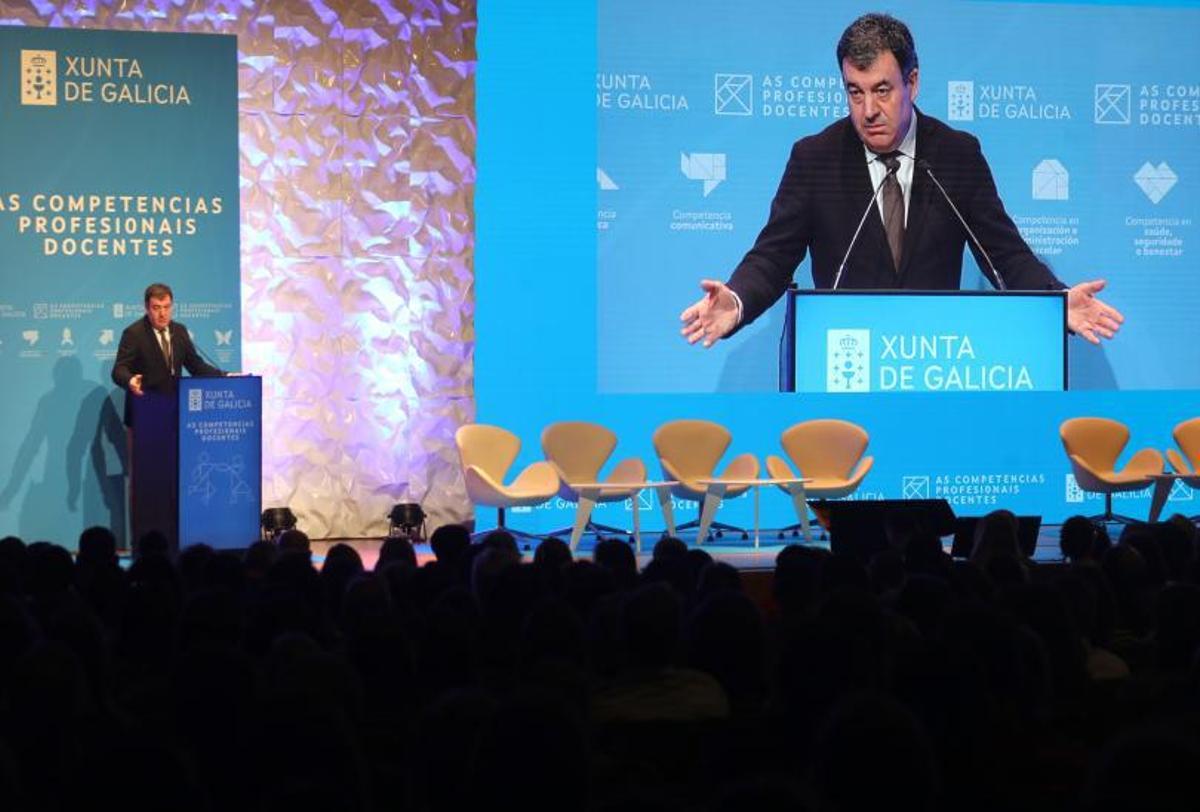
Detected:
left=144, top=282, right=173, bottom=305
left=837, top=13, right=918, bottom=79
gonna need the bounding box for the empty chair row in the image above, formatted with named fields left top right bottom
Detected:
left=455, top=419, right=874, bottom=547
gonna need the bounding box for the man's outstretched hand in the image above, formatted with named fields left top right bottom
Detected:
left=1067, top=279, right=1124, bottom=345
left=680, top=279, right=739, bottom=348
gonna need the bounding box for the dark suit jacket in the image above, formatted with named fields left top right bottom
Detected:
left=112, top=316, right=224, bottom=425
left=727, top=110, right=1063, bottom=329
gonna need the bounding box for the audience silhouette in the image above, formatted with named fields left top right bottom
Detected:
left=0, top=513, right=1195, bottom=810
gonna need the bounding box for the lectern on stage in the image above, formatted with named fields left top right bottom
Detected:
left=779, top=289, right=1068, bottom=393
left=130, top=376, right=262, bottom=552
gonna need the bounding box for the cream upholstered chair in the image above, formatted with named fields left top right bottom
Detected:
left=541, top=421, right=651, bottom=549
left=1167, top=417, right=1200, bottom=485
left=652, top=419, right=759, bottom=542
left=1060, top=417, right=1163, bottom=525
left=455, top=424, right=560, bottom=538
left=1166, top=417, right=1200, bottom=519
left=765, top=419, right=874, bottom=537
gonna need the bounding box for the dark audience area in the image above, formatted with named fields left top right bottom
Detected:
left=1, top=511, right=1200, bottom=811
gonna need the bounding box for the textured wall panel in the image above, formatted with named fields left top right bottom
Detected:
left=3, top=0, right=478, bottom=537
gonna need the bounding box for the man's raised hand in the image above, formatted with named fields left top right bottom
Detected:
left=680, top=279, right=739, bottom=349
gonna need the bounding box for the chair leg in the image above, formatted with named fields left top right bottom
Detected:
left=707, top=521, right=750, bottom=540
left=588, top=521, right=633, bottom=536
left=773, top=520, right=826, bottom=542
left=697, top=489, right=723, bottom=544
left=1085, top=492, right=1145, bottom=526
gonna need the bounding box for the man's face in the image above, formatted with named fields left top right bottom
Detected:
left=843, top=50, right=918, bottom=154
left=146, top=295, right=173, bottom=330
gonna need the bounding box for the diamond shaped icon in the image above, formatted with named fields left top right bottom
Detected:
left=1169, top=479, right=1193, bottom=501
left=1133, top=161, right=1177, bottom=204
left=902, top=476, right=930, bottom=499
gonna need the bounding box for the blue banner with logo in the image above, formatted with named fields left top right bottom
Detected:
left=792, top=292, right=1066, bottom=393
left=0, top=27, right=240, bottom=549
left=179, top=377, right=261, bottom=550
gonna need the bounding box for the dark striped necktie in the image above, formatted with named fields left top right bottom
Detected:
left=880, top=151, right=905, bottom=272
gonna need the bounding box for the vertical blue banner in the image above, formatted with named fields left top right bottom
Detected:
left=0, top=27, right=240, bottom=549
left=179, top=377, right=261, bottom=550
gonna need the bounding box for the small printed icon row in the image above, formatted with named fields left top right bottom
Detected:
left=598, top=158, right=1178, bottom=204
left=7, top=328, right=234, bottom=348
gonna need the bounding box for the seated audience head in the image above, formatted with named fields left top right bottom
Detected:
left=696, top=561, right=742, bottom=600
left=276, top=528, right=311, bottom=557
left=970, top=509, right=1021, bottom=567
left=592, top=537, right=637, bottom=589
left=0, top=536, right=27, bottom=591
left=773, top=544, right=829, bottom=619
left=244, top=540, right=278, bottom=577
left=77, top=526, right=118, bottom=568
left=470, top=545, right=520, bottom=608
left=532, top=536, right=572, bottom=570
left=1119, top=522, right=1166, bottom=588
left=378, top=535, right=418, bottom=570
left=323, top=543, right=364, bottom=580
left=1060, top=515, right=1100, bottom=563
left=652, top=535, right=687, bottom=563
left=28, top=542, right=75, bottom=599
left=480, top=529, right=519, bottom=557
left=429, top=523, right=471, bottom=565
left=138, top=530, right=171, bottom=560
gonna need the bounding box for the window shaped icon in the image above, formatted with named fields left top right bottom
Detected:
left=1032, top=159, right=1069, bottom=201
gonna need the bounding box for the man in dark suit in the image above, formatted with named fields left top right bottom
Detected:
left=112, top=282, right=224, bottom=425
left=113, top=282, right=225, bottom=554
left=681, top=13, right=1123, bottom=347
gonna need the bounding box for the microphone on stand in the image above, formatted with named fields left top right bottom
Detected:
left=917, top=159, right=1007, bottom=291
left=831, top=160, right=901, bottom=290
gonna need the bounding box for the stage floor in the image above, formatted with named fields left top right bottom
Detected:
left=310, top=523, right=1074, bottom=572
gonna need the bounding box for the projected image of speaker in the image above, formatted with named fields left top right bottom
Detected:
left=812, top=499, right=956, bottom=561
left=950, top=516, right=1043, bottom=559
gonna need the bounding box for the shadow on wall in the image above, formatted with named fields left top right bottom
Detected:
left=0, top=356, right=126, bottom=549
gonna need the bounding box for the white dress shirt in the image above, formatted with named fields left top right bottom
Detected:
left=864, top=111, right=918, bottom=228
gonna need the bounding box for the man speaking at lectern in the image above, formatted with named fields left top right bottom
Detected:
left=112, top=282, right=225, bottom=425
left=681, top=13, right=1123, bottom=348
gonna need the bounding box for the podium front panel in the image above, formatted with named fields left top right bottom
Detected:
left=789, top=291, right=1067, bottom=394
left=178, top=377, right=262, bottom=550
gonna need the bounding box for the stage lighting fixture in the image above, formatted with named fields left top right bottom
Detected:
left=261, top=507, right=298, bottom=541
left=388, top=502, right=427, bottom=541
